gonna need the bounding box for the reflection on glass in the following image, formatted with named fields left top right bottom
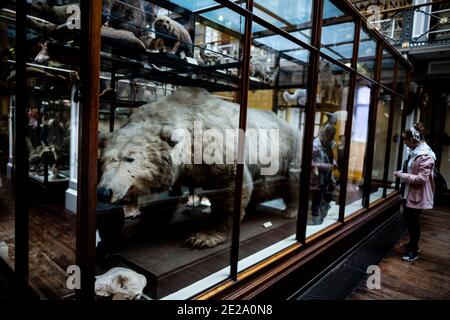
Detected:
left=397, top=63, right=408, bottom=96
left=370, top=92, right=391, bottom=203
left=377, top=13, right=403, bottom=42
left=236, top=29, right=309, bottom=272
left=387, top=98, right=404, bottom=194
left=321, top=21, right=355, bottom=62
left=380, top=50, right=395, bottom=88
left=323, top=0, right=345, bottom=19
left=252, top=24, right=310, bottom=88
left=306, top=61, right=350, bottom=236
left=253, top=0, right=313, bottom=44
left=6, top=0, right=82, bottom=298
left=169, top=0, right=217, bottom=12
left=22, top=0, right=80, bottom=298
left=0, top=3, right=15, bottom=269
left=201, top=7, right=246, bottom=33
left=322, top=0, right=353, bottom=64
left=358, top=30, right=377, bottom=79
left=345, top=78, right=371, bottom=216
left=255, top=0, right=313, bottom=26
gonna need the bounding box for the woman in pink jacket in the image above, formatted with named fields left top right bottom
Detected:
left=394, top=123, right=436, bottom=262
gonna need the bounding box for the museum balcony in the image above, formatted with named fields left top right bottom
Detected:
left=349, top=0, right=450, bottom=59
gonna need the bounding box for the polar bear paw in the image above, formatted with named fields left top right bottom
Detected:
left=283, top=207, right=298, bottom=219
left=185, top=231, right=227, bottom=249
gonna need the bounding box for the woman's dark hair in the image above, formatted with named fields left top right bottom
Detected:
left=402, top=122, right=426, bottom=141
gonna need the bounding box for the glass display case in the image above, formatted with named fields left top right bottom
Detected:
left=0, top=0, right=411, bottom=300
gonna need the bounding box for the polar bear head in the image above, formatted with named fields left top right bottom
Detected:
left=97, top=122, right=177, bottom=211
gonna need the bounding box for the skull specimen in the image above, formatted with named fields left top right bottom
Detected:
left=95, top=267, right=147, bottom=300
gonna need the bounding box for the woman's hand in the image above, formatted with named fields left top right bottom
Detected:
left=394, top=171, right=402, bottom=178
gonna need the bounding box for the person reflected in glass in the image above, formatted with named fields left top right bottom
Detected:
left=394, top=123, right=436, bottom=262
left=310, top=124, right=337, bottom=225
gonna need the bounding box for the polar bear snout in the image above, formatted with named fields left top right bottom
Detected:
left=97, top=187, right=113, bottom=203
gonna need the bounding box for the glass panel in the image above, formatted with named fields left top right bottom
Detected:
left=201, top=6, right=246, bottom=33
left=169, top=0, right=217, bottom=12
left=387, top=97, right=404, bottom=194
left=358, top=29, right=377, bottom=79
left=237, top=23, right=310, bottom=269
left=98, top=0, right=245, bottom=300
left=380, top=49, right=395, bottom=88
left=306, top=60, right=351, bottom=235
left=0, top=2, right=16, bottom=269
left=345, top=77, right=372, bottom=216
left=252, top=24, right=310, bottom=88
left=376, top=9, right=404, bottom=43
left=321, top=21, right=355, bottom=63
left=255, top=0, right=313, bottom=26
left=24, top=0, right=80, bottom=298
left=321, top=0, right=354, bottom=64
left=323, top=0, right=345, bottom=19
left=253, top=0, right=313, bottom=45
left=396, top=63, right=408, bottom=96
left=370, top=90, right=391, bottom=203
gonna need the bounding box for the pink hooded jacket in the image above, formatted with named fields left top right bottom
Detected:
left=397, top=142, right=436, bottom=210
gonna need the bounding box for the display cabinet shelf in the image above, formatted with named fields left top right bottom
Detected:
left=99, top=98, right=147, bottom=109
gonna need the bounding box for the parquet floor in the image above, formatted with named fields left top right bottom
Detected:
left=349, top=205, right=450, bottom=300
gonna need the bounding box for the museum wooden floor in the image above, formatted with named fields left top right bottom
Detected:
left=348, top=204, right=450, bottom=300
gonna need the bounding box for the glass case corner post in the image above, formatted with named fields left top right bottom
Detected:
left=76, top=0, right=102, bottom=300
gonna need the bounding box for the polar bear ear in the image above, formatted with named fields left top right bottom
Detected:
left=159, top=128, right=179, bottom=148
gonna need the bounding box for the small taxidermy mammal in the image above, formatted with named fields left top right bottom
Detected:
left=199, top=45, right=223, bottom=65
left=318, top=60, right=343, bottom=105
left=249, top=56, right=279, bottom=84
left=103, top=0, right=157, bottom=49
left=31, top=0, right=78, bottom=25
left=103, top=0, right=155, bottom=39
left=154, top=15, right=193, bottom=58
